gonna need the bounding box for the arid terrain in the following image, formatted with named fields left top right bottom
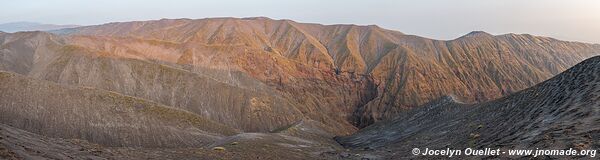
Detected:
left=337, top=56, right=600, bottom=159
left=1, top=17, right=599, bottom=159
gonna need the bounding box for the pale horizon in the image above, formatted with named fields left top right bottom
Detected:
left=2, top=0, right=599, bottom=43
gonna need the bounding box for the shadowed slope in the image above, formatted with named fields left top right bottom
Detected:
left=336, top=56, right=600, bottom=159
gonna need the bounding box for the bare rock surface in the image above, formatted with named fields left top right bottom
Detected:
left=0, top=17, right=600, bottom=159
left=56, top=18, right=600, bottom=126
left=336, top=56, right=600, bottom=159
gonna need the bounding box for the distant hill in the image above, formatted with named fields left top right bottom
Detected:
left=0, top=22, right=79, bottom=33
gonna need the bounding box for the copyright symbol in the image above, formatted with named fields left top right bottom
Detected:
left=412, top=148, right=420, bottom=155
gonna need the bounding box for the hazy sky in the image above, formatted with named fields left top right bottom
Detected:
left=2, top=0, right=599, bottom=43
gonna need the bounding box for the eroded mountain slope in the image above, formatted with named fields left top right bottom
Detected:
left=0, top=71, right=238, bottom=148
left=336, top=56, right=600, bottom=159
left=0, top=117, right=352, bottom=159
left=55, top=17, right=600, bottom=126
left=0, top=31, right=360, bottom=134
left=1, top=17, right=599, bottom=159
left=3, top=17, right=600, bottom=132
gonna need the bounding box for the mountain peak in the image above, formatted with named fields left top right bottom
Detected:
left=241, top=17, right=273, bottom=20
left=460, top=31, right=494, bottom=39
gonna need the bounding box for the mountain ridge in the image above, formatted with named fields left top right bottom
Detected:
left=4, top=17, right=600, bottom=130
left=1, top=17, right=600, bottom=159
left=54, top=17, right=600, bottom=45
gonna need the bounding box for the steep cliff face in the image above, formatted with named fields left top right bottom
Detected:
left=336, top=56, right=600, bottom=159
